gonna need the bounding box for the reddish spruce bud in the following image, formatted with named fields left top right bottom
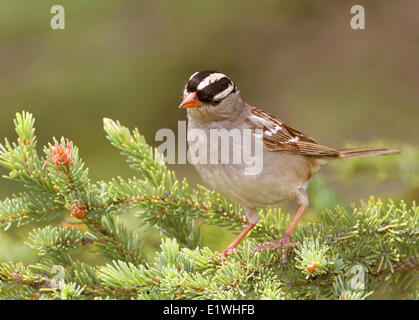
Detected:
left=306, top=261, right=319, bottom=274
left=70, top=200, right=88, bottom=220
left=42, top=139, right=74, bottom=174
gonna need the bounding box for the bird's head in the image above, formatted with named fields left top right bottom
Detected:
left=179, top=71, right=243, bottom=122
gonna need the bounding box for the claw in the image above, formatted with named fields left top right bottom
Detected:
left=220, top=247, right=237, bottom=265
left=252, top=234, right=297, bottom=264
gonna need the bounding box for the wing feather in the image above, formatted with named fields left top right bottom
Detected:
left=246, top=105, right=339, bottom=157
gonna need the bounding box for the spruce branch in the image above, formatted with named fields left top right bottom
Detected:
left=0, top=112, right=417, bottom=300
left=0, top=112, right=54, bottom=194
left=0, top=192, right=65, bottom=230
left=85, top=214, right=145, bottom=265
left=26, top=226, right=96, bottom=255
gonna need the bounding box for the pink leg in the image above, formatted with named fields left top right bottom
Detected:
left=221, top=223, right=256, bottom=265
left=253, top=204, right=308, bottom=264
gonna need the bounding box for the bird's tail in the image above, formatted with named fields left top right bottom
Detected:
left=338, top=147, right=400, bottom=158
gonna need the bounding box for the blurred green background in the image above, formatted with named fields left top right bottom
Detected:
left=0, top=0, right=418, bottom=297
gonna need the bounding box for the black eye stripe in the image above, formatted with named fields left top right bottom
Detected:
left=197, top=77, right=232, bottom=102
left=186, top=71, right=236, bottom=104
left=186, top=70, right=218, bottom=92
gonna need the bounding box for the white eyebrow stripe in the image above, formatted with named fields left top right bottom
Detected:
left=197, top=73, right=227, bottom=90
left=213, top=83, right=234, bottom=100
left=189, top=72, right=199, bottom=81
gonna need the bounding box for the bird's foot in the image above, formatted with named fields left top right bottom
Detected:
left=252, top=233, right=297, bottom=264
left=220, top=247, right=237, bottom=265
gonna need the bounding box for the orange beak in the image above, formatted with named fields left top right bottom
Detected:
left=178, top=92, right=200, bottom=109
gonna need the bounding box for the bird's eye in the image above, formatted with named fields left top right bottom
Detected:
left=212, top=99, right=221, bottom=105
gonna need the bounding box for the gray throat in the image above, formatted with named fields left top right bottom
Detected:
left=187, top=100, right=249, bottom=130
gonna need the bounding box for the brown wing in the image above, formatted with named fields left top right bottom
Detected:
left=246, top=105, right=339, bottom=157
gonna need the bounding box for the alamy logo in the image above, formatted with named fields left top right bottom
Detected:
left=155, top=121, right=264, bottom=176
left=350, top=5, right=365, bottom=30
left=349, top=264, right=366, bottom=290
left=50, top=5, right=65, bottom=30
left=50, top=265, right=65, bottom=289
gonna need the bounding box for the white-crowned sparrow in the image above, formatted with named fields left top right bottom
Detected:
left=179, top=70, right=399, bottom=265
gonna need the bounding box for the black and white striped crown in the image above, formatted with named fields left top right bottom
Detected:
left=185, top=70, right=236, bottom=103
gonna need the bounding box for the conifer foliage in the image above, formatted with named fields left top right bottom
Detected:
left=0, top=112, right=417, bottom=299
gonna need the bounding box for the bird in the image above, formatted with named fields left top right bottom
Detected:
left=178, top=70, right=399, bottom=265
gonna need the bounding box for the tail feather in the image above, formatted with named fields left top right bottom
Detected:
left=338, top=147, right=400, bottom=158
